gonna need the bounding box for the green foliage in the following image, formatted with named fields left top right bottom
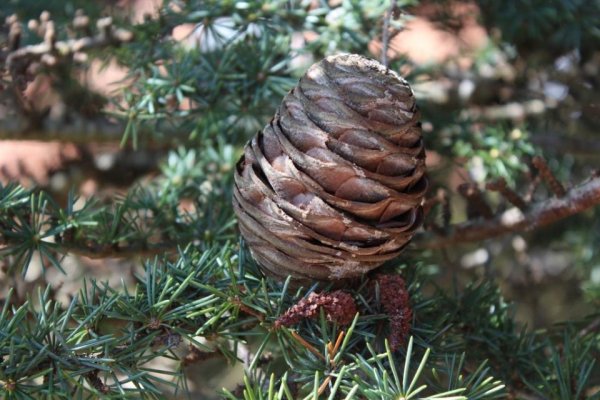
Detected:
left=452, top=125, right=536, bottom=184
left=347, top=338, right=504, bottom=399
left=0, top=144, right=237, bottom=276
left=1, top=237, right=596, bottom=398
left=524, top=328, right=598, bottom=400
left=110, top=0, right=416, bottom=148
left=0, top=245, right=507, bottom=398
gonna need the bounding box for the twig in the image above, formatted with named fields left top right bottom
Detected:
left=458, top=183, right=494, bottom=219
left=0, top=237, right=178, bottom=259
left=0, top=225, right=178, bottom=259
left=423, top=189, right=442, bottom=216
left=523, top=172, right=541, bottom=202
left=0, top=119, right=181, bottom=148
left=380, top=0, right=397, bottom=67
left=59, top=242, right=176, bottom=259
left=4, top=17, right=133, bottom=69
left=7, top=15, right=22, bottom=51
left=486, top=178, right=528, bottom=211
left=181, top=346, right=222, bottom=367
left=230, top=296, right=265, bottom=321
left=440, top=189, right=451, bottom=228
left=423, top=188, right=451, bottom=233
left=578, top=316, right=600, bottom=338
left=464, top=100, right=546, bottom=120
left=417, top=175, right=600, bottom=249
left=532, top=156, right=566, bottom=197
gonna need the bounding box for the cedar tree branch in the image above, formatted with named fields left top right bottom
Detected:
left=4, top=17, right=133, bottom=69
left=417, top=175, right=600, bottom=249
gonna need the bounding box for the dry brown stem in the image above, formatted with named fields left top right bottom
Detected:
left=486, top=178, right=528, bottom=211
left=419, top=175, right=600, bottom=249
left=458, top=183, right=494, bottom=219
left=532, top=156, right=567, bottom=197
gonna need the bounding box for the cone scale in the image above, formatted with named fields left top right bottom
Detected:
left=233, top=54, right=427, bottom=282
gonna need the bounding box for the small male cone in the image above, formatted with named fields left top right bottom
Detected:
left=233, top=54, right=427, bottom=282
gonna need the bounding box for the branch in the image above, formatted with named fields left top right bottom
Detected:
left=57, top=241, right=177, bottom=259
left=4, top=17, right=133, bottom=70
left=0, top=234, right=178, bottom=260
left=463, top=100, right=547, bottom=120
left=417, top=175, right=600, bottom=249
left=532, top=155, right=566, bottom=197
left=0, top=117, right=124, bottom=143
left=0, top=118, right=180, bottom=149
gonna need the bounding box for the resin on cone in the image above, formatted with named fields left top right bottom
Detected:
left=233, top=54, right=427, bottom=282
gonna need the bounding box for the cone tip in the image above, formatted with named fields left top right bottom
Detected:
left=320, top=53, right=406, bottom=83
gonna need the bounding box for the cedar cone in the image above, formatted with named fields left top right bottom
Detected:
left=233, top=54, right=427, bottom=282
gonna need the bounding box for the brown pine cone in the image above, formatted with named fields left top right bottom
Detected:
left=233, top=54, right=427, bottom=283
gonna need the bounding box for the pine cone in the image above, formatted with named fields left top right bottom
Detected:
left=233, top=54, right=427, bottom=282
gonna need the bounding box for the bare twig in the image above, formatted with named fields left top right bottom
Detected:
left=458, top=183, right=494, bottom=219
left=181, top=346, right=222, bottom=367
left=532, top=156, right=567, bottom=197
left=0, top=234, right=176, bottom=259
left=578, top=316, right=600, bottom=338
left=417, top=175, right=600, bottom=249
left=4, top=17, right=133, bottom=69
left=464, top=100, right=546, bottom=120
left=0, top=118, right=125, bottom=143
left=486, top=178, right=528, bottom=211
left=0, top=119, right=200, bottom=150
left=380, top=0, right=397, bottom=67
left=440, top=189, right=451, bottom=228
left=523, top=173, right=542, bottom=202
left=423, top=188, right=451, bottom=233
left=423, top=188, right=443, bottom=216
left=7, top=15, right=22, bottom=51
left=54, top=241, right=177, bottom=259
